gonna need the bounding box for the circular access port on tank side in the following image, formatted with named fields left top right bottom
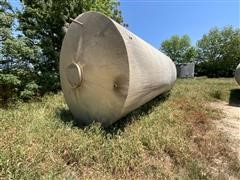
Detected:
left=66, top=63, right=82, bottom=88
left=59, top=12, right=130, bottom=126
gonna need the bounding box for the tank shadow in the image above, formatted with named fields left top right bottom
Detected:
left=57, top=108, right=85, bottom=128
left=56, top=92, right=170, bottom=134
left=229, top=88, right=240, bottom=107
left=105, top=92, right=170, bottom=135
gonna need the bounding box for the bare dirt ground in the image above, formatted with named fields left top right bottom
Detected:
left=210, top=101, right=240, bottom=160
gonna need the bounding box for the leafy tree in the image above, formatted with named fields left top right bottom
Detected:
left=196, top=26, right=240, bottom=77
left=18, top=0, right=124, bottom=93
left=0, top=0, right=124, bottom=105
left=0, top=0, right=40, bottom=105
left=160, top=35, right=197, bottom=64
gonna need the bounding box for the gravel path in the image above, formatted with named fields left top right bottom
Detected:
left=210, top=101, right=240, bottom=160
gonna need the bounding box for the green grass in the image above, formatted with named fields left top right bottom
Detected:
left=0, top=78, right=240, bottom=179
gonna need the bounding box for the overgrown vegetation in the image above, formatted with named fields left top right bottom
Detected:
left=0, top=78, right=239, bottom=179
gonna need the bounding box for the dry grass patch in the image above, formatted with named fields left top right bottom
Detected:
left=0, top=78, right=239, bottom=179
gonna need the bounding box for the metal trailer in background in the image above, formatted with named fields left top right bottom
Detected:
left=235, top=63, right=240, bottom=85
left=176, top=63, right=195, bottom=78
left=60, top=12, right=177, bottom=127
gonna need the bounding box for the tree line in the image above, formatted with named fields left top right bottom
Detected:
left=160, top=27, right=240, bottom=77
left=1, top=0, right=240, bottom=106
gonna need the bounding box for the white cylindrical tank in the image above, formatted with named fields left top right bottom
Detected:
left=60, top=12, right=177, bottom=127
left=235, top=63, right=240, bottom=85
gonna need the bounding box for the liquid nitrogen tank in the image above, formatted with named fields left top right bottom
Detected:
left=60, top=12, right=177, bottom=127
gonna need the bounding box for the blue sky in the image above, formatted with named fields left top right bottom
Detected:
left=10, top=0, right=239, bottom=48
left=119, top=0, right=240, bottom=48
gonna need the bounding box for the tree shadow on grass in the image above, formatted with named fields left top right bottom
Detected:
left=229, top=88, right=240, bottom=107
left=56, top=92, right=170, bottom=134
